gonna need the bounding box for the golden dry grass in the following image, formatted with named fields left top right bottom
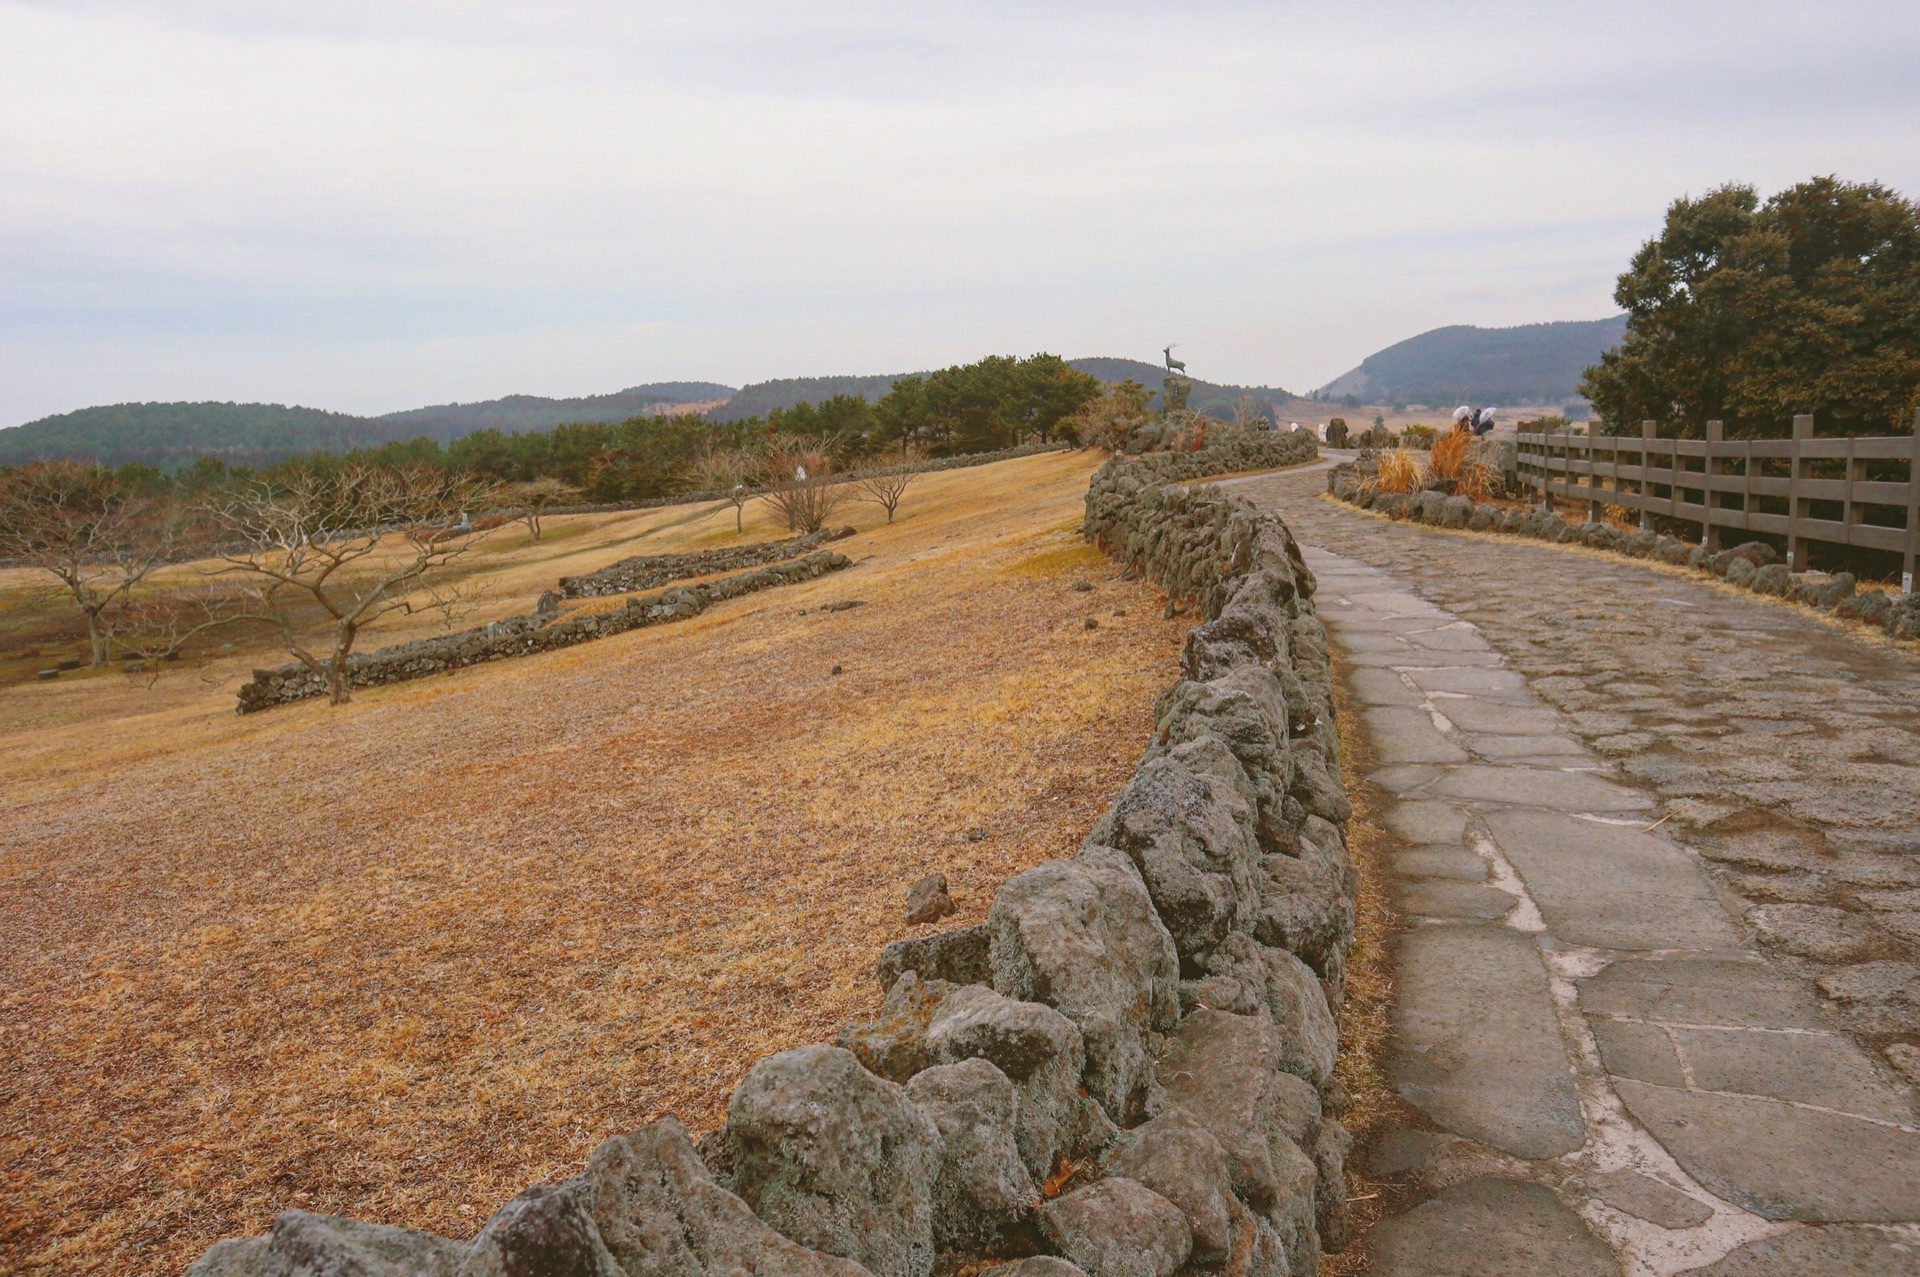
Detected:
left=1320, top=649, right=1410, bottom=1277
left=1372, top=449, right=1427, bottom=496
left=1426, top=431, right=1472, bottom=484
left=0, top=452, right=1187, bottom=1275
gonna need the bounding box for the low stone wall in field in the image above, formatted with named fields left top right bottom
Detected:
left=193, top=438, right=1358, bottom=1277
left=1326, top=461, right=1920, bottom=641
left=558, top=527, right=851, bottom=597
left=232, top=550, right=854, bottom=713
left=1111, top=427, right=1320, bottom=489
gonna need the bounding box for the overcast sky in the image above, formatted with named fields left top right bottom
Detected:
left=3, top=1, right=1918, bottom=424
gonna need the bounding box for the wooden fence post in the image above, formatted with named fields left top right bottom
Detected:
left=1703, top=419, right=1723, bottom=551
left=1540, top=418, right=1554, bottom=510
left=1788, top=413, right=1813, bottom=570
left=1587, top=428, right=1601, bottom=524
left=1906, top=407, right=1919, bottom=595
left=1640, top=420, right=1655, bottom=530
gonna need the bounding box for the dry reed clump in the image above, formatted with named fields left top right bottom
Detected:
left=1428, top=431, right=1472, bottom=483
left=1427, top=432, right=1505, bottom=503
left=1373, top=447, right=1429, bottom=495
left=0, top=452, right=1186, bottom=1277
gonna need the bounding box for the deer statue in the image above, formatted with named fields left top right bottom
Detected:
left=1163, top=344, right=1187, bottom=374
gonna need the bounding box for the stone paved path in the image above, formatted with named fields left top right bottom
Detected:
left=1233, top=464, right=1920, bottom=1276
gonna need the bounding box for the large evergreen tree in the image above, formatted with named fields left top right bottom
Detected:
left=1583, top=177, right=1920, bottom=437
left=875, top=354, right=1100, bottom=453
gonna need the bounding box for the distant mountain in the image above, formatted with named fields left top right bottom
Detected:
left=1315, top=317, right=1627, bottom=407
left=0, top=401, right=395, bottom=469
left=380, top=382, right=735, bottom=438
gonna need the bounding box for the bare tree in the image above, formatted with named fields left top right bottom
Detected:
left=112, top=585, right=248, bottom=682
left=696, top=444, right=765, bottom=534
left=0, top=461, right=182, bottom=665
left=204, top=465, right=493, bottom=706
left=759, top=442, right=843, bottom=534
left=500, top=476, right=582, bottom=541
left=1230, top=393, right=1269, bottom=431
left=854, top=454, right=919, bottom=523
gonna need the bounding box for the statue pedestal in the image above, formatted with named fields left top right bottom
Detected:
left=1162, top=375, right=1193, bottom=413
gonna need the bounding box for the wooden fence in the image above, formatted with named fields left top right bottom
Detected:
left=1513, top=410, right=1920, bottom=592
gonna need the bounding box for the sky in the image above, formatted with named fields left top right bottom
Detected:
left=3, top=1, right=1918, bottom=425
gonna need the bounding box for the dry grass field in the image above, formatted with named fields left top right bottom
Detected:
left=0, top=452, right=1190, bottom=1275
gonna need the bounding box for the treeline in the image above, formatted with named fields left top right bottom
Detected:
left=53, top=354, right=1104, bottom=504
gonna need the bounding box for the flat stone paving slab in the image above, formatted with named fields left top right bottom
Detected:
left=1348, top=648, right=1508, bottom=668
left=1577, top=1169, right=1715, bottom=1230
left=1385, top=799, right=1469, bottom=843
left=1676, top=1225, right=1920, bottom=1275
left=1363, top=706, right=1470, bottom=764
left=1397, top=880, right=1515, bottom=920
left=1428, top=764, right=1655, bottom=812
left=1370, top=1178, right=1619, bottom=1277
left=1348, top=667, right=1426, bottom=706
left=1433, top=698, right=1564, bottom=735
left=1484, top=808, right=1744, bottom=951
left=1403, top=666, right=1533, bottom=696
left=1577, top=958, right=1832, bottom=1031
left=1370, top=763, right=1448, bottom=793
left=1467, top=733, right=1593, bottom=760
left=1392, top=847, right=1488, bottom=882
left=1612, top=1080, right=1920, bottom=1222
left=1402, top=625, right=1496, bottom=653
left=1670, top=1025, right=1915, bottom=1121
left=1389, top=923, right=1586, bottom=1159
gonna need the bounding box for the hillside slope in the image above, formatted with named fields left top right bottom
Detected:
left=1316, top=316, right=1626, bottom=406
left=0, top=451, right=1182, bottom=1275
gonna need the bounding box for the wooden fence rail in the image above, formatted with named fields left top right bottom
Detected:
left=1513, top=409, right=1920, bottom=592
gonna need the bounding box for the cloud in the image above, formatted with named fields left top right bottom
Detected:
left=2, top=0, right=1918, bottom=421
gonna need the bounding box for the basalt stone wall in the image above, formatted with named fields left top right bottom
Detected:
left=1326, top=461, right=1920, bottom=641
left=558, top=528, right=849, bottom=597
left=192, top=441, right=1357, bottom=1277
left=233, top=551, right=853, bottom=713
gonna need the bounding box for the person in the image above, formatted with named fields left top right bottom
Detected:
left=1452, top=405, right=1497, bottom=437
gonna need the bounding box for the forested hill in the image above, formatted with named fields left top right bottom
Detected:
left=0, top=402, right=394, bottom=469
left=1066, top=358, right=1295, bottom=417
left=379, top=382, right=735, bottom=437
left=712, top=358, right=1296, bottom=422
left=1315, top=316, right=1627, bottom=406
left=0, top=384, right=737, bottom=468
left=708, top=375, right=909, bottom=422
